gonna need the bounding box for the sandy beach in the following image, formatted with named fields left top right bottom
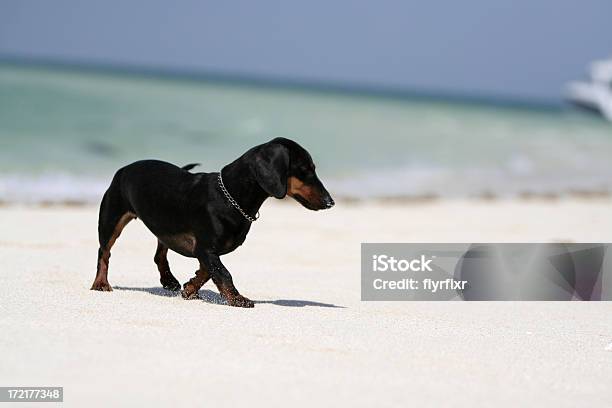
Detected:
left=1, top=198, right=612, bottom=407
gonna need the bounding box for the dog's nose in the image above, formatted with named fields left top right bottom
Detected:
left=325, top=197, right=335, bottom=208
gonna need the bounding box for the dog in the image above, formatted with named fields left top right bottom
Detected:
left=91, top=137, right=334, bottom=307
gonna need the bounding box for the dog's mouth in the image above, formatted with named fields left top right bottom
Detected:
left=293, top=194, right=322, bottom=211
left=293, top=193, right=335, bottom=211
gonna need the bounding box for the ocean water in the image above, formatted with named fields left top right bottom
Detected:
left=1, top=64, right=611, bottom=203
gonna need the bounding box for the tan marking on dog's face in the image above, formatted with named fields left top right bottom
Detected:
left=287, top=176, right=318, bottom=201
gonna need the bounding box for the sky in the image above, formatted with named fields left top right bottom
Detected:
left=0, top=0, right=610, bottom=102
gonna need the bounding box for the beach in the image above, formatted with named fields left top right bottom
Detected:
left=2, top=6, right=612, bottom=406
left=2, top=198, right=612, bottom=407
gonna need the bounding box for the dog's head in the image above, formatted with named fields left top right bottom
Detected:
left=250, top=137, right=334, bottom=210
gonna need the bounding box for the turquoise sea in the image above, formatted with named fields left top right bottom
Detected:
left=1, top=63, right=611, bottom=203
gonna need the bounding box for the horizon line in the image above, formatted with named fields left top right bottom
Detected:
left=0, top=53, right=562, bottom=111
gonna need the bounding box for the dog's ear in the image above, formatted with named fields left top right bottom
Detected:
left=252, top=143, right=289, bottom=199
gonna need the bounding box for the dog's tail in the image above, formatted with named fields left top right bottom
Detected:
left=182, top=163, right=200, bottom=172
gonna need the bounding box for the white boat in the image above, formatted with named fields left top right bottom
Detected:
left=565, top=58, right=612, bottom=121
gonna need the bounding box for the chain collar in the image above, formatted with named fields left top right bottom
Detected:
left=218, top=171, right=259, bottom=222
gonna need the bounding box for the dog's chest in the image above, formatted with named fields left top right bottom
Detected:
left=217, top=224, right=250, bottom=254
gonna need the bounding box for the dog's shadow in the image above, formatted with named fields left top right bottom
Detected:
left=114, top=286, right=345, bottom=308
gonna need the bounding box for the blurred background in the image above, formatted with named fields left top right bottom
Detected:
left=0, top=0, right=611, bottom=203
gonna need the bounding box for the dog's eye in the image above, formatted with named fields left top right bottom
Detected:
left=300, top=163, right=315, bottom=173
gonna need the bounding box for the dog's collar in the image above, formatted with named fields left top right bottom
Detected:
left=217, top=171, right=259, bottom=223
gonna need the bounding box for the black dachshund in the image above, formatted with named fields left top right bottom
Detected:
left=91, top=138, right=334, bottom=307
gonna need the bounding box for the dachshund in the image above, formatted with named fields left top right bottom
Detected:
left=91, top=137, right=334, bottom=307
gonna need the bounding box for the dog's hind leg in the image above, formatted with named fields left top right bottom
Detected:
left=91, top=183, right=135, bottom=291
left=154, top=241, right=181, bottom=291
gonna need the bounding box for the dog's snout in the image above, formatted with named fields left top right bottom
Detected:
left=324, top=196, right=335, bottom=208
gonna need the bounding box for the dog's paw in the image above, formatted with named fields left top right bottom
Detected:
left=90, top=282, right=113, bottom=291
left=181, top=284, right=200, bottom=300
left=161, top=276, right=181, bottom=291
left=228, top=295, right=255, bottom=308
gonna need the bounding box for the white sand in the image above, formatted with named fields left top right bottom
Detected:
left=1, top=199, right=612, bottom=407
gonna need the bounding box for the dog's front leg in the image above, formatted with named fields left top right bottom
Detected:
left=181, top=263, right=211, bottom=300
left=198, top=252, right=254, bottom=308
